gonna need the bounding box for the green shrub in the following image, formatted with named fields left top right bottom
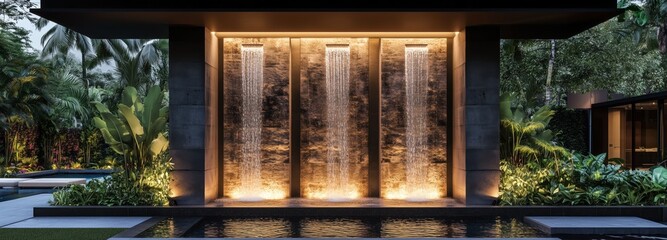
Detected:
left=51, top=152, right=171, bottom=206
left=51, top=86, right=171, bottom=206
left=549, top=107, right=588, bottom=153
left=500, top=94, right=570, bottom=165
left=499, top=153, right=667, bottom=206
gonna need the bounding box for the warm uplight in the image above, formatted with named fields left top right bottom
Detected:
left=384, top=186, right=441, bottom=202
left=305, top=187, right=360, bottom=202
left=229, top=188, right=287, bottom=201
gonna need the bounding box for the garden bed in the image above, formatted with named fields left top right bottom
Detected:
left=16, top=169, right=113, bottom=178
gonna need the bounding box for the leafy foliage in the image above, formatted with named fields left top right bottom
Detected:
left=548, top=107, right=589, bottom=153
left=51, top=86, right=171, bottom=206
left=500, top=94, right=569, bottom=165
left=501, top=20, right=667, bottom=108
left=51, top=153, right=171, bottom=206
left=500, top=153, right=667, bottom=206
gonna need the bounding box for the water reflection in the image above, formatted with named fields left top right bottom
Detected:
left=382, top=218, right=445, bottom=238
left=301, top=218, right=378, bottom=238
left=185, top=218, right=291, bottom=238
left=143, top=216, right=545, bottom=238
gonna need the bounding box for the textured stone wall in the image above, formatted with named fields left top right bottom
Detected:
left=222, top=38, right=291, bottom=198
left=380, top=38, right=448, bottom=198
left=300, top=38, right=369, bottom=198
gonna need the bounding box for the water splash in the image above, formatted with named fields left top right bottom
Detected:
left=237, top=44, right=264, bottom=201
left=404, top=44, right=434, bottom=201
left=324, top=44, right=355, bottom=201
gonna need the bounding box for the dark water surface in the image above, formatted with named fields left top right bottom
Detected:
left=138, top=216, right=545, bottom=238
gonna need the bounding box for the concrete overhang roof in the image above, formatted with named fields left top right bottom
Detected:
left=31, top=0, right=622, bottom=39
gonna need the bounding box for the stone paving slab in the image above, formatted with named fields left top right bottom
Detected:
left=525, top=216, right=667, bottom=235
left=0, top=178, right=30, bottom=188
left=0, top=194, right=51, bottom=227
left=18, top=178, right=86, bottom=188
left=3, top=217, right=150, bottom=228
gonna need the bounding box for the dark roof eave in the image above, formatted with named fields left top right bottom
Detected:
left=30, top=9, right=622, bottom=39
left=593, top=91, right=667, bottom=109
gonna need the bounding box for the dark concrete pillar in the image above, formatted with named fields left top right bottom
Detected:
left=168, top=25, right=219, bottom=205
left=452, top=26, right=501, bottom=205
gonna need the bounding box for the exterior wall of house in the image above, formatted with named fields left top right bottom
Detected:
left=452, top=26, right=501, bottom=205
left=167, top=26, right=501, bottom=205
left=168, top=25, right=219, bottom=205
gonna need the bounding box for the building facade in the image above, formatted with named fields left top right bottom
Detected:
left=33, top=0, right=619, bottom=205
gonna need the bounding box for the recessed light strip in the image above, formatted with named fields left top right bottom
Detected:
left=214, top=32, right=457, bottom=38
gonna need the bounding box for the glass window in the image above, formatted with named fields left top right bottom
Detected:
left=607, top=104, right=632, bottom=167
left=633, top=101, right=659, bottom=169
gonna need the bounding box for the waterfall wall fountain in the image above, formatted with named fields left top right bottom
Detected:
left=324, top=44, right=352, bottom=200
left=404, top=44, right=432, bottom=201
left=237, top=44, right=264, bottom=201
left=223, top=39, right=291, bottom=200
left=380, top=39, right=447, bottom=200
left=300, top=38, right=368, bottom=200
left=223, top=38, right=446, bottom=200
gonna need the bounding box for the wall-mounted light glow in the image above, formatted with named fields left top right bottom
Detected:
left=230, top=187, right=287, bottom=201
left=215, top=32, right=457, bottom=38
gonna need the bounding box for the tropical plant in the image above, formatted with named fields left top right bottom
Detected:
left=500, top=94, right=569, bottom=165
left=0, top=52, right=52, bottom=170
left=500, top=152, right=667, bottom=206
left=99, top=39, right=168, bottom=94
left=51, top=86, right=171, bottom=206
left=501, top=19, right=667, bottom=107
left=618, top=0, right=667, bottom=53
left=92, top=86, right=169, bottom=177
left=51, top=152, right=171, bottom=206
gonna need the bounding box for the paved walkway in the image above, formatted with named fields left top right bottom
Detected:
left=0, top=193, right=148, bottom=229
left=525, top=216, right=667, bottom=235
left=0, top=193, right=51, bottom=227
left=5, top=217, right=149, bottom=228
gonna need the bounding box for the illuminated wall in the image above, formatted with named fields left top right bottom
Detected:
left=380, top=38, right=447, bottom=199
left=220, top=37, right=447, bottom=200
left=300, top=38, right=369, bottom=199
left=222, top=38, right=291, bottom=199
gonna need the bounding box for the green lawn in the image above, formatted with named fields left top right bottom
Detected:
left=0, top=228, right=125, bottom=240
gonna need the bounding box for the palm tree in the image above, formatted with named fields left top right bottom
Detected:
left=0, top=54, right=52, bottom=167
left=40, top=25, right=95, bottom=91
left=40, top=58, right=111, bottom=169
left=104, top=39, right=166, bottom=92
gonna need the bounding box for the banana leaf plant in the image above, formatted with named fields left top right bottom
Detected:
left=92, top=86, right=168, bottom=180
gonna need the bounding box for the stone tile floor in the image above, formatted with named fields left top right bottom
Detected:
left=525, top=216, right=667, bottom=235
left=4, top=217, right=149, bottom=228
left=0, top=194, right=148, bottom=229
left=0, top=193, right=51, bottom=227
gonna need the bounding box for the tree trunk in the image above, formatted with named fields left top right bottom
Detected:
left=545, top=39, right=556, bottom=104
left=81, top=50, right=89, bottom=92
left=659, top=21, right=667, bottom=54
left=81, top=50, right=92, bottom=167
left=3, top=132, right=10, bottom=168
